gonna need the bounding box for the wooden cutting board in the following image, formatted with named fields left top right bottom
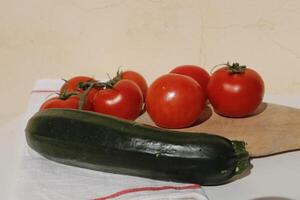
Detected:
left=136, top=103, right=300, bottom=157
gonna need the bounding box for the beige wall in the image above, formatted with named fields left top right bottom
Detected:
left=1, top=0, right=300, bottom=124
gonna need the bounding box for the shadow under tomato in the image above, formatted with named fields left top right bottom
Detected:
left=251, top=102, right=268, bottom=116
left=218, top=102, right=268, bottom=118
left=211, top=102, right=268, bottom=119
left=192, top=105, right=213, bottom=126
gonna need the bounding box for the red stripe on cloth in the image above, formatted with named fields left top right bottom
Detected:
left=31, top=90, right=60, bottom=93
left=93, top=184, right=201, bottom=200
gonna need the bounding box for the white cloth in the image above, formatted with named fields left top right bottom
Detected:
left=9, top=79, right=208, bottom=200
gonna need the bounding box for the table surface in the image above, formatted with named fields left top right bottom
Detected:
left=1, top=94, right=299, bottom=200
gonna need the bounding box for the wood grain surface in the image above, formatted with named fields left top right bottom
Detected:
left=136, top=103, right=300, bottom=157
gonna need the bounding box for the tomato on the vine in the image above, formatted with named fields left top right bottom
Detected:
left=60, top=76, right=96, bottom=93
left=146, top=73, right=205, bottom=129
left=170, top=65, right=210, bottom=98
left=93, top=79, right=143, bottom=120
left=207, top=62, right=264, bottom=118
left=60, top=76, right=99, bottom=107
left=121, top=70, right=148, bottom=101
left=39, top=95, right=93, bottom=111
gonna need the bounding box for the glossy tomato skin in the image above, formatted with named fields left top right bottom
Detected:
left=207, top=67, right=264, bottom=117
left=60, top=76, right=95, bottom=93
left=93, top=79, right=143, bottom=120
left=146, top=74, right=205, bottom=129
left=122, top=71, right=148, bottom=101
left=170, top=65, right=210, bottom=98
left=39, top=95, right=93, bottom=111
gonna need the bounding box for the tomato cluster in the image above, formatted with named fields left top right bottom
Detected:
left=40, top=71, right=147, bottom=121
left=40, top=62, right=264, bottom=129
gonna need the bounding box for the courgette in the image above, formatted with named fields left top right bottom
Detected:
left=25, top=109, right=250, bottom=185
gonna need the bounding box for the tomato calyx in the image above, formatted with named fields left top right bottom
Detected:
left=78, top=71, right=123, bottom=91
left=211, top=62, right=247, bottom=74
left=226, top=62, right=246, bottom=74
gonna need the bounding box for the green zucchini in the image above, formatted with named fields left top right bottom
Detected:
left=25, top=109, right=250, bottom=185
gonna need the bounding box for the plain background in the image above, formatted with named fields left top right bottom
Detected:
left=1, top=0, right=300, bottom=125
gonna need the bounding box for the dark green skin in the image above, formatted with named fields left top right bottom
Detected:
left=25, top=109, right=250, bottom=185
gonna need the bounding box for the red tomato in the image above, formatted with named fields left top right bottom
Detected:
left=146, top=74, right=205, bottom=129
left=60, top=76, right=98, bottom=107
left=93, top=79, right=143, bottom=120
left=60, top=76, right=96, bottom=93
left=39, top=95, right=93, bottom=111
left=207, top=63, right=264, bottom=117
left=121, top=70, right=148, bottom=101
left=170, top=65, right=210, bottom=98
